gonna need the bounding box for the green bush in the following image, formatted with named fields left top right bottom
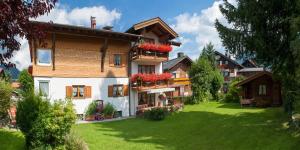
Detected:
left=103, top=103, right=115, bottom=116
left=65, top=132, right=89, bottom=150
left=0, top=81, right=13, bottom=126
left=16, top=93, right=76, bottom=149
left=223, top=77, right=244, bottom=103
left=85, top=101, right=97, bottom=116
left=144, top=107, right=169, bottom=121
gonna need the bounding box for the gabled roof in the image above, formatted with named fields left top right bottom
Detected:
left=30, top=21, right=143, bottom=41
left=163, top=55, right=193, bottom=71
left=214, top=51, right=244, bottom=68
left=126, top=17, right=178, bottom=39
left=236, top=71, right=273, bottom=86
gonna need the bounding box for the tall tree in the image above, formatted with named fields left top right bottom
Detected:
left=0, top=0, right=57, bottom=67
left=215, top=0, right=300, bottom=114
left=201, top=42, right=217, bottom=68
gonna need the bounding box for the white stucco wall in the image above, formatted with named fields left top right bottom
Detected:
left=34, top=77, right=130, bottom=116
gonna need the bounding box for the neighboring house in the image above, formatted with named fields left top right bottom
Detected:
left=163, top=52, right=193, bottom=97
left=28, top=17, right=181, bottom=116
left=214, top=51, right=244, bottom=92
left=236, top=71, right=282, bottom=107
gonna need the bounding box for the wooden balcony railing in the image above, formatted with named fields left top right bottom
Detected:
left=130, top=47, right=169, bottom=63
left=131, top=80, right=169, bottom=91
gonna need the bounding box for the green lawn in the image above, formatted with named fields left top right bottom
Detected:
left=0, top=129, right=24, bottom=150
left=1, top=102, right=299, bottom=150
left=73, top=102, right=299, bottom=150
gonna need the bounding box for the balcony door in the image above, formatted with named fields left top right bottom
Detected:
left=138, top=65, right=155, bottom=74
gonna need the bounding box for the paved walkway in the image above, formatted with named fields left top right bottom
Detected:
left=76, top=116, right=134, bottom=124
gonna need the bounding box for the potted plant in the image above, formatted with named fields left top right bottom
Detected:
left=103, top=103, right=116, bottom=119
left=85, top=101, right=97, bottom=121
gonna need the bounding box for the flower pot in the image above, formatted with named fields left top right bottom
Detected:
left=85, top=115, right=96, bottom=121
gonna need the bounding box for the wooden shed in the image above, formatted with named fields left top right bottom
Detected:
left=236, top=71, right=282, bottom=107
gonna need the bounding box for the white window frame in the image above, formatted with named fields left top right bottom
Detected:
left=38, top=80, right=50, bottom=97
left=37, top=48, right=52, bottom=66
left=259, top=84, right=267, bottom=96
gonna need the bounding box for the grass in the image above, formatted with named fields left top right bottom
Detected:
left=73, top=102, right=300, bottom=150
left=0, top=129, right=24, bottom=150
left=1, top=102, right=299, bottom=150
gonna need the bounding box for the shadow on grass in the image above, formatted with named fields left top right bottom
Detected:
left=75, top=104, right=300, bottom=150
left=0, top=129, right=25, bottom=150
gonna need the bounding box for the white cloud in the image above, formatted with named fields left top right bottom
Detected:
left=36, top=5, right=121, bottom=27
left=172, top=0, right=235, bottom=58
left=12, top=5, right=122, bottom=70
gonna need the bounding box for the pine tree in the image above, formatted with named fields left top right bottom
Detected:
left=215, top=0, right=300, bottom=114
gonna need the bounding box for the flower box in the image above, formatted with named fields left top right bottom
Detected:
left=138, top=43, right=172, bottom=53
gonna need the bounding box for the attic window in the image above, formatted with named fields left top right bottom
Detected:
left=37, top=49, right=52, bottom=66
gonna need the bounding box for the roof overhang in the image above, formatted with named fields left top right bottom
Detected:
left=126, top=17, right=179, bottom=39
left=29, top=21, right=142, bottom=41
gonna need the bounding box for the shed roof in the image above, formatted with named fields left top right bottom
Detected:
left=238, top=68, right=265, bottom=72
left=236, top=71, right=273, bottom=86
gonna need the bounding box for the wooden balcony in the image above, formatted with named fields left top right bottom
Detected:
left=131, top=48, right=168, bottom=63
left=169, top=78, right=190, bottom=86
left=131, top=80, right=169, bottom=91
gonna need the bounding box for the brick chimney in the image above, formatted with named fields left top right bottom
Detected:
left=91, top=16, right=96, bottom=29
left=177, top=52, right=184, bottom=58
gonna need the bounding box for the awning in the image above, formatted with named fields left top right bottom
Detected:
left=146, top=88, right=175, bottom=94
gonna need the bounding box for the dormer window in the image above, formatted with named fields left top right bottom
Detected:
left=37, top=49, right=52, bottom=66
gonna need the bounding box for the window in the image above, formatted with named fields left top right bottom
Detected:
left=219, top=60, right=222, bottom=65
left=37, top=49, right=51, bottom=65
left=172, top=72, right=176, bottom=78
left=114, top=54, right=121, bottom=66
left=113, top=84, right=123, bottom=97
left=259, top=84, right=267, bottom=96
left=72, top=85, right=85, bottom=98
left=138, top=65, right=155, bottom=74
left=39, top=81, right=49, bottom=96
left=225, top=61, right=228, bottom=65
left=223, top=71, right=229, bottom=77
left=230, top=69, right=235, bottom=73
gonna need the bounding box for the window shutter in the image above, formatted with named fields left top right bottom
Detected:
left=85, top=86, right=92, bottom=98
left=66, top=86, right=72, bottom=98
left=108, top=85, right=113, bottom=97
left=123, top=85, right=129, bottom=96
left=121, top=54, right=127, bottom=67
left=109, top=54, right=114, bottom=67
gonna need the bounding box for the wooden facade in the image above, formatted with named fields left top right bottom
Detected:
left=236, top=71, right=282, bottom=107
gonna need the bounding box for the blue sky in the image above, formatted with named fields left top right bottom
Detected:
left=15, top=0, right=234, bottom=70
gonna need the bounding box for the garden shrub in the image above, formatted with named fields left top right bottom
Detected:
left=16, top=93, right=76, bottom=149
left=65, top=132, right=89, bottom=150
left=223, top=77, right=244, bottom=103
left=85, top=101, right=98, bottom=116
left=103, top=103, right=116, bottom=117
left=144, top=107, right=169, bottom=121
left=0, top=80, right=13, bottom=126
